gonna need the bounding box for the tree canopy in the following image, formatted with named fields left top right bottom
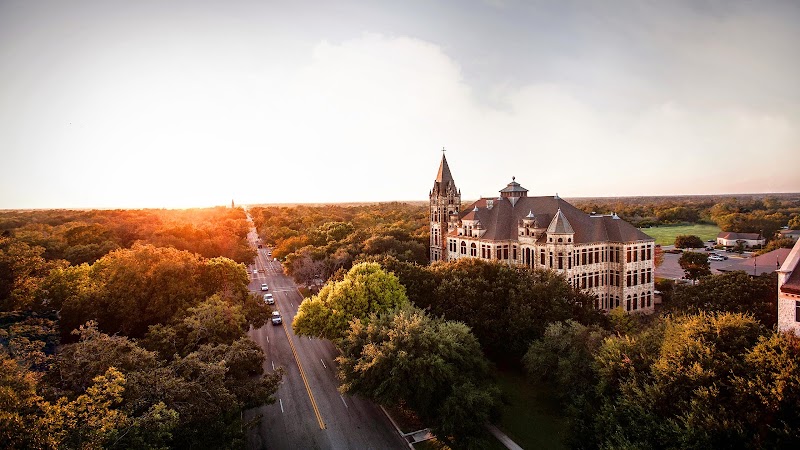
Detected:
left=338, top=306, right=500, bottom=448
left=292, top=262, right=409, bottom=341
left=678, top=251, right=711, bottom=281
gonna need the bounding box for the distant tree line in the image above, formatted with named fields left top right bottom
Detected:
left=574, top=194, right=800, bottom=241
left=0, top=206, right=255, bottom=266
left=249, top=203, right=429, bottom=286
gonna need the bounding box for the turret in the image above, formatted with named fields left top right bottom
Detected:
left=430, top=152, right=461, bottom=262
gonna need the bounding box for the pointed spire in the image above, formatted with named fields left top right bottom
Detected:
left=547, top=208, right=575, bottom=234
left=436, top=153, right=454, bottom=183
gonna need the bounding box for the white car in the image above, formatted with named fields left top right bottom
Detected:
left=261, top=283, right=269, bottom=291
left=263, top=293, right=274, bottom=304
left=708, top=254, right=724, bottom=261
left=271, top=311, right=282, bottom=325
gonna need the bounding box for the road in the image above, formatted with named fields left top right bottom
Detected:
left=242, top=227, right=407, bottom=450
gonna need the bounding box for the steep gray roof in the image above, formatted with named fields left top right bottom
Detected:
left=454, top=195, right=653, bottom=244
left=547, top=208, right=574, bottom=234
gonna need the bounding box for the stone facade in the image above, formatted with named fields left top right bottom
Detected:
left=429, top=155, right=656, bottom=313
left=778, top=238, right=800, bottom=336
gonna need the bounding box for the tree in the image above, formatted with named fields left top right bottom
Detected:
left=674, top=234, right=704, bottom=249
left=678, top=251, right=711, bottom=282
left=593, top=313, right=765, bottom=449
left=292, top=262, right=409, bottom=341
left=788, top=215, right=800, bottom=230
left=668, top=271, right=777, bottom=327
left=337, top=306, right=500, bottom=448
left=756, top=236, right=796, bottom=255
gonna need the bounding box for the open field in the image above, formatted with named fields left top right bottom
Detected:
left=495, top=369, right=567, bottom=450
left=639, top=223, right=721, bottom=246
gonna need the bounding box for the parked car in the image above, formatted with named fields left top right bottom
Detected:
left=263, top=293, right=274, bottom=304
left=271, top=311, right=282, bottom=325
left=261, top=283, right=269, bottom=291
left=709, top=254, right=725, bottom=261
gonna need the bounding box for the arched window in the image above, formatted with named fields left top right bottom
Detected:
left=633, top=293, right=638, bottom=310
left=558, top=237, right=563, bottom=243
left=568, top=238, right=572, bottom=243
left=641, top=295, right=645, bottom=309
left=626, top=295, right=631, bottom=311
left=470, top=242, right=477, bottom=257
left=646, top=291, right=651, bottom=307
left=460, top=241, right=467, bottom=255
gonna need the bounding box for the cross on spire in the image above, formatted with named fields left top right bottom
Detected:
left=442, top=146, right=446, bottom=153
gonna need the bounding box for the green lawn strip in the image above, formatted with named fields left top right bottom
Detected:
left=639, top=223, right=721, bottom=246
left=494, top=368, right=568, bottom=450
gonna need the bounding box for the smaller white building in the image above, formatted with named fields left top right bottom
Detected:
left=777, top=238, right=800, bottom=336
left=716, top=231, right=765, bottom=248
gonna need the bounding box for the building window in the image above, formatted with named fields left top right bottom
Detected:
left=558, top=252, right=564, bottom=269
left=460, top=241, right=467, bottom=255
left=626, top=296, right=631, bottom=311
left=627, top=248, right=631, bottom=263
left=647, top=246, right=651, bottom=260
left=796, top=301, right=800, bottom=322
left=647, top=292, right=652, bottom=307
left=540, top=250, right=545, bottom=265
left=470, top=242, right=477, bottom=257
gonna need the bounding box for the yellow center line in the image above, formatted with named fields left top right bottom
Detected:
left=282, top=320, right=326, bottom=430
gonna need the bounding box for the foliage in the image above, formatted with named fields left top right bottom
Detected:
left=756, top=236, right=796, bottom=255
left=667, top=271, right=777, bottom=327
left=0, top=237, right=65, bottom=311
left=674, top=234, right=704, bottom=249
left=525, top=308, right=800, bottom=449
left=338, top=306, right=500, bottom=449
left=0, top=206, right=255, bottom=266
left=370, top=256, right=603, bottom=364
left=249, top=203, right=428, bottom=285
left=44, top=244, right=261, bottom=340
left=678, top=251, right=711, bottom=281
left=292, top=262, right=409, bottom=341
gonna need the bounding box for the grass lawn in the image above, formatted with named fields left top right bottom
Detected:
left=639, top=223, right=721, bottom=246
left=494, top=368, right=568, bottom=450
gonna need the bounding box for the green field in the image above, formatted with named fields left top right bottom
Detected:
left=639, top=223, right=721, bottom=246
left=494, top=369, right=568, bottom=450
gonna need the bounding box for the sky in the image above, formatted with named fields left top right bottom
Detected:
left=1, top=0, right=798, bottom=209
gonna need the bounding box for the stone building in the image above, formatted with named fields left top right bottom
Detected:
left=429, top=154, right=656, bottom=313
left=778, top=238, right=800, bottom=336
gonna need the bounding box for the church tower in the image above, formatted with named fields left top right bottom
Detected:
left=430, top=152, right=460, bottom=262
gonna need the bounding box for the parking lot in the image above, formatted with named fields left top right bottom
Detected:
left=655, top=246, right=750, bottom=280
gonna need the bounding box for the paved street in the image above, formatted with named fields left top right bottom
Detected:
left=242, top=226, right=407, bottom=450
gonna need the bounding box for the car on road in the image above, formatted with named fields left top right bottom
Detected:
left=261, top=283, right=269, bottom=291
left=709, top=254, right=725, bottom=261
left=271, top=311, right=282, bottom=325
left=263, top=293, right=274, bottom=304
